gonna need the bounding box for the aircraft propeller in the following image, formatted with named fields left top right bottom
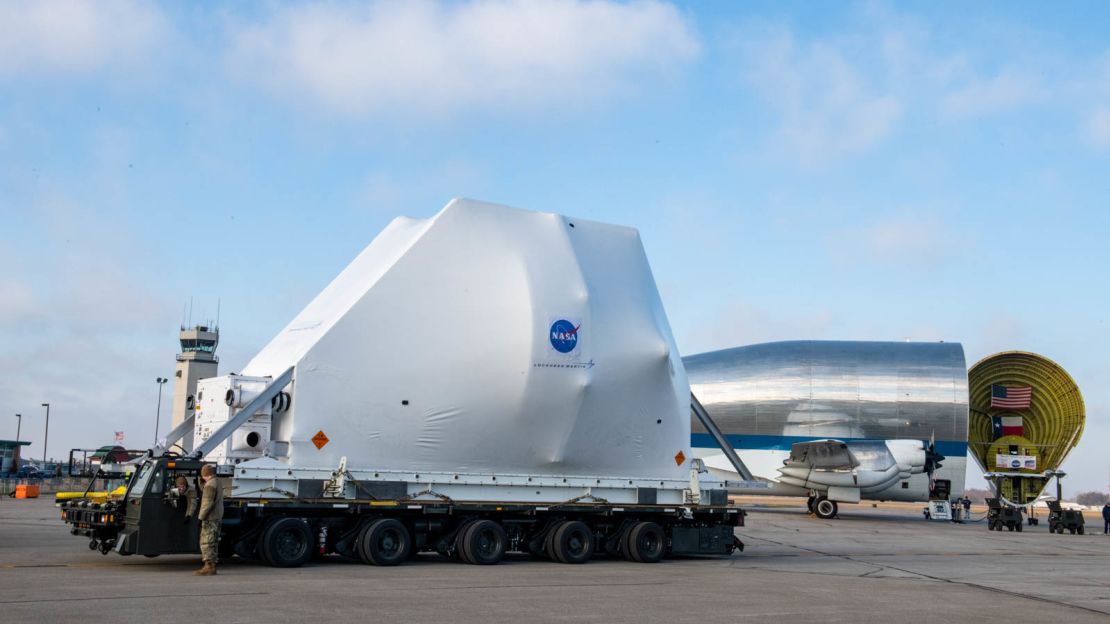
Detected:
left=924, top=432, right=945, bottom=475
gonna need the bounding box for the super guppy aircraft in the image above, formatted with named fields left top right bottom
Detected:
left=685, top=340, right=968, bottom=518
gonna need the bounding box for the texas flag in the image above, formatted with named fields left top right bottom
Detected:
left=991, top=415, right=1025, bottom=438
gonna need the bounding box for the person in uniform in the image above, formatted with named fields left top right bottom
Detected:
left=1102, top=501, right=1110, bottom=535
left=171, top=475, right=196, bottom=520
left=195, top=464, right=224, bottom=576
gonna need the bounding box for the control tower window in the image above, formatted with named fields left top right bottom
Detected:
left=180, top=339, right=217, bottom=353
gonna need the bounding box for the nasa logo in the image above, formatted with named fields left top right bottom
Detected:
left=549, top=319, right=581, bottom=353
left=1010, top=459, right=1021, bottom=469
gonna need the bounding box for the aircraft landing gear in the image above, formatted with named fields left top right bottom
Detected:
left=814, top=496, right=838, bottom=520
left=806, top=496, right=816, bottom=515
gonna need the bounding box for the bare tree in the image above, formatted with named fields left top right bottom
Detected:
left=1075, top=491, right=1108, bottom=507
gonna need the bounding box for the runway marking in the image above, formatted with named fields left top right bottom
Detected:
left=402, top=581, right=668, bottom=591
left=0, top=592, right=270, bottom=605
left=737, top=533, right=1110, bottom=617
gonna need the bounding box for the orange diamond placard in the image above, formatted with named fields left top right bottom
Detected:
left=311, top=430, right=330, bottom=450
left=674, top=450, right=686, bottom=466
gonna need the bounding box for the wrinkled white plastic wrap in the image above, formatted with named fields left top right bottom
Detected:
left=243, top=199, right=690, bottom=481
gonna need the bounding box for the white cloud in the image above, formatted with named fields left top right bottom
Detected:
left=1086, top=107, right=1110, bottom=149
left=735, top=27, right=902, bottom=166
left=685, top=301, right=836, bottom=355
left=225, top=0, right=700, bottom=117
left=0, top=273, right=37, bottom=325
left=941, top=70, right=1044, bottom=119
left=0, top=0, right=168, bottom=77
left=828, top=213, right=957, bottom=268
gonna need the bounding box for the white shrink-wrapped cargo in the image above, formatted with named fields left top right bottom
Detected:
left=238, top=198, right=691, bottom=482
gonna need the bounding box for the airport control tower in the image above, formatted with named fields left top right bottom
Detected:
left=170, top=325, right=219, bottom=452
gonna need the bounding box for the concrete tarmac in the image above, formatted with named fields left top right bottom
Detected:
left=2, top=497, right=1109, bottom=623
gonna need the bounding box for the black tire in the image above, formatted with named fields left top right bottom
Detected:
left=218, top=536, right=235, bottom=560
left=547, top=521, right=593, bottom=564
left=625, top=522, right=665, bottom=563
left=357, top=519, right=411, bottom=566
left=1016, top=522, right=1022, bottom=533
left=459, top=520, right=506, bottom=565
left=1069, top=528, right=1076, bottom=535
left=806, top=496, right=816, bottom=514
left=1007, top=524, right=1014, bottom=532
left=525, top=535, right=548, bottom=559
left=260, top=518, right=313, bottom=568
left=814, top=497, right=838, bottom=520
left=234, top=537, right=261, bottom=560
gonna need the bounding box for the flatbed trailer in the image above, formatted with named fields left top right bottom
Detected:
left=61, top=202, right=752, bottom=566
left=61, top=455, right=744, bottom=566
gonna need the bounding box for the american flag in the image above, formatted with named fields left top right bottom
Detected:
left=991, top=384, right=1032, bottom=409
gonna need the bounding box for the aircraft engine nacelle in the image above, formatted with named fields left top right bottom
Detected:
left=886, top=439, right=927, bottom=476
left=776, top=439, right=931, bottom=497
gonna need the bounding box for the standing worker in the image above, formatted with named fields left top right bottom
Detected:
left=1102, top=501, right=1110, bottom=535
left=195, top=464, right=223, bottom=576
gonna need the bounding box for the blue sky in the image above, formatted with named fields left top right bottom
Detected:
left=1, top=0, right=1107, bottom=495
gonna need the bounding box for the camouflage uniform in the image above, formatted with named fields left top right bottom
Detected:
left=200, top=520, right=220, bottom=562
left=197, top=476, right=224, bottom=564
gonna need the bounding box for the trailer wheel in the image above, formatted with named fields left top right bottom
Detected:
left=1077, top=526, right=1085, bottom=535
left=459, top=520, right=506, bottom=565
left=219, top=537, right=236, bottom=560
left=357, top=519, right=411, bottom=566
left=234, top=537, right=261, bottom=560
left=260, top=518, right=313, bottom=568
left=547, top=521, right=593, bottom=564
left=1016, top=523, right=1022, bottom=533
left=814, top=497, right=838, bottom=520
left=526, top=537, right=547, bottom=559
left=625, top=522, right=665, bottom=563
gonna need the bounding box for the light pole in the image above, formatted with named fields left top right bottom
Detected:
left=154, top=377, right=168, bottom=445
left=40, top=403, right=49, bottom=463
left=14, top=413, right=20, bottom=441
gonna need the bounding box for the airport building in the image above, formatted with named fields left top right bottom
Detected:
left=1, top=439, right=31, bottom=475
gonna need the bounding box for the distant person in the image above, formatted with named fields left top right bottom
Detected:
left=195, top=465, right=223, bottom=576
left=1102, top=501, right=1110, bottom=535
left=170, top=476, right=196, bottom=521
left=962, top=496, right=972, bottom=515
